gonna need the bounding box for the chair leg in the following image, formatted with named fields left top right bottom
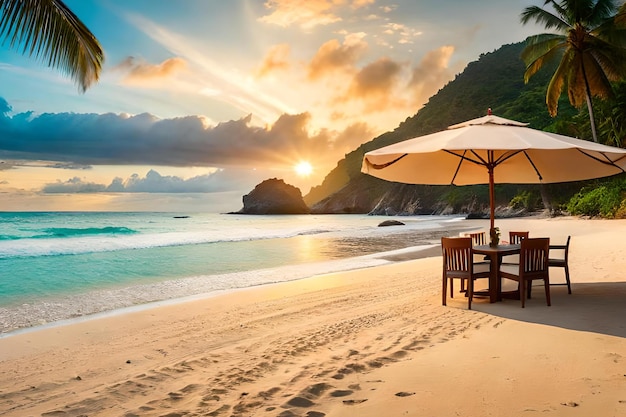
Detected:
left=544, top=278, right=551, bottom=306
left=460, top=279, right=466, bottom=293
left=468, top=278, right=473, bottom=310
left=565, top=265, right=572, bottom=294
left=520, top=280, right=526, bottom=308
left=450, top=279, right=454, bottom=298
left=442, top=275, right=447, bottom=306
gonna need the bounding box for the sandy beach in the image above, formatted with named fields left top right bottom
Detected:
left=1, top=216, right=625, bottom=416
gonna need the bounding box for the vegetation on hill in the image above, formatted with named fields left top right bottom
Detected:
left=305, top=41, right=626, bottom=218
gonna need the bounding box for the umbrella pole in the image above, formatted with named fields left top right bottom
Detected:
left=489, top=167, right=495, bottom=231
left=488, top=167, right=499, bottom=247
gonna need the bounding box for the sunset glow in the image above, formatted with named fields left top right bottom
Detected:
left=0, top=1, right=546, bottom=211
left=294, top=161, right=313, bottom=177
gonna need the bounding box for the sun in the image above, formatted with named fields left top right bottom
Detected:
left=294, top=161, right=313, bottom=177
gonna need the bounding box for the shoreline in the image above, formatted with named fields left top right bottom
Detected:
left=2, top=216, right=625, bottom=416
left=0, top=243, right=442, bottom=338
left=0, top=242, right=445, bottom=336
left=1, top=214, right=472, bottom=336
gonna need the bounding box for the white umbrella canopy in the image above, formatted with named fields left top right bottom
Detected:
left=361, top=112, right=626, bottom=230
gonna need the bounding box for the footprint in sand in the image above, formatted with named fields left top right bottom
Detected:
left=607, top=353, right=622, bottom=363
left=284, top=383, right=334, bottom=408
left=391, top=350, right=409, bottom=359
left=343, top=399, right=367, bottom=405
left=395, top=392, right=416, bottom=397
left=278, top=404, right=326, bottom=417
left=286, top=396, right=315, bottom=407
left=258, top=386, right=281, bottom=399
left=305, top=383, right=333, bottom=397
left=330, top=390, right=353, bottom=397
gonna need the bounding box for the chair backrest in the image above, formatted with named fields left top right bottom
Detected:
left=563, top=235, right=571, bottom=260
left=441, top=237, right=473, bottom=274
left=520, top=237, right=550, bottom=274
left=509, top=231, right=529, bottom=244
left=467, top=231, right=486, bottom=246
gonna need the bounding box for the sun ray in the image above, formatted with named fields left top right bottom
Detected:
left=294, top=161, right=313, bottom=177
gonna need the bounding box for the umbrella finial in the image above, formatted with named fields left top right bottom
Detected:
left=487, top=108, right=492, bottom=115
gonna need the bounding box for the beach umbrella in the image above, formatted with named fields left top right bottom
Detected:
left=361, top=110, right=626, bottom=234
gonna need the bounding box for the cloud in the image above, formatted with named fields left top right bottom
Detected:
left=0, top=159, right=91, bottom=172
left=408, top=45, right=458, bottom=107
left=379, top=4, right=397, bottom=13
left=306, top=41, right=458, bottom=120
left=122, top=10, right=459, bottom=138
left=255, top=44, right=291, bottom=78
left=113, top=56, right=187, bottom=85
left=352, top=0, right=375, bottom=8
left=259, top=0, right=343, bottom=29
left=307, top=33, right=368, bottom=80
left=329, top=121, right=372, bottom=155
left=42, top=177, right=107, bottom=193
left=381, top=22, right=423, bottom=45
left=258, top=0, right=375, bottom=30
left=331, top=57, right=405, bottom=112
left=41, top=168, right=261, bottom=194
left=0, top=98, right=367, bottom=175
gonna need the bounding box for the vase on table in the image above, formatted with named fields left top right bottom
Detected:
left=489, top=227, right=500, bottom=248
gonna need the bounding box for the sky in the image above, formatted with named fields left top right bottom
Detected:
left=0, top=0, right=547, bottom=213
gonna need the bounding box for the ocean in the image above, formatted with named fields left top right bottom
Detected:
left=0, top=212, right=471, bottom=335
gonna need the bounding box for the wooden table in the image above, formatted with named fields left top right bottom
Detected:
left=472, top=244, right=521, bottom=303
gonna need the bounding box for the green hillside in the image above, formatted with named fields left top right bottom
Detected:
left=304, top=41, right=586, bottom=215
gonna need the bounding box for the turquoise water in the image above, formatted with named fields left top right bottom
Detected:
left=0, top=212, right=469, bottom=334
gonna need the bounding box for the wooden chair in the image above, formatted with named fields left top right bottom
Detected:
left=508, top=231, right=529, bottom=244
left=441, top=237, right=490, bottom=309
left=468, top=231, right=486, bottom=246
left=459, top=231, right=488, bottom=292
left=549, top=236, right=572, bottom=294
left=500, top=238, right=551, bottom=308
left=502, top=231, right=529, bottom=266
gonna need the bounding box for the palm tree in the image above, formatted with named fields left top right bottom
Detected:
left=520, top=0, right=626, bottom=143
left=0, top=0, right=103, bottom=92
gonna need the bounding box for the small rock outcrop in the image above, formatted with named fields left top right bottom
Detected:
left=238, top=178, right=310, bottom=214
left=378, top=220, right=405, bottom=227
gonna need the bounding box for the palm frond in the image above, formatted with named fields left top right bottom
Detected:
left=567, top=59, right=591, bottom=107
left=566, top=0, right=597, bottom=23
left=592, top=16, right=626, bottom=46
left=0, top=0, right=104, bottom=92
left=546, top=54, right=571, bottom=115
left=521, top=33, right=566, bottom=63
left=585, top=35, right=626, bottom=79
left=589, top=0, right=620, bottom=25
left=522, top=34, right=567, bottom=83
left=615, top=2, right=626, bottom=25
left=581, top=53, right=613, bottom=98
left=521, top=5, right=570, bottom=30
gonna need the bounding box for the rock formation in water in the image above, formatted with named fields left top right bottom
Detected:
left=237, top=178, right=310, bottom=214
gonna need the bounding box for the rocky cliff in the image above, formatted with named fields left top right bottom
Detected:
left=309, top=175, right=493, bottom=216
left=236, top=178, right=310, bottom=215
